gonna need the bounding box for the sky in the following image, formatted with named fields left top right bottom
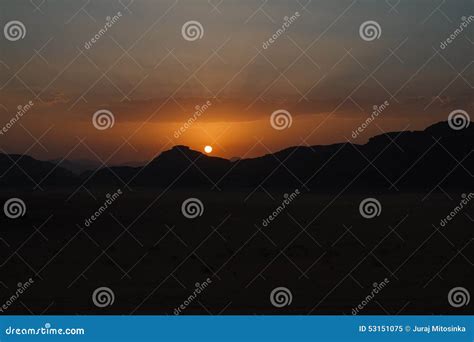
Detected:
left=0, top=0, right=473, bottom=164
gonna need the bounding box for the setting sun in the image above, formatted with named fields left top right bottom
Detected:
left=204, top=145, right=213, bottom=154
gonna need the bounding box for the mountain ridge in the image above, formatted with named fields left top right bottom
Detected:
left=1, top=121, right=472, bottom=191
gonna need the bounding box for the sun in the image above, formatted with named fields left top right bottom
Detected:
left=204, top=145, right=213, bottom=154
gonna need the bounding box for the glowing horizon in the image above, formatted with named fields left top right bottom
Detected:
left=0, top=0, right=472, bottom=163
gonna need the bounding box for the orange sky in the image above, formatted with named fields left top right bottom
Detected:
left=0, top=1, right=472, bottom=163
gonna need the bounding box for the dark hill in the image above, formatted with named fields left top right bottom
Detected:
left=85, top=121, right=473, bottom=191
left=0, top=154, right=77, bottom=188
left=1, top=122, right=472, bottom=192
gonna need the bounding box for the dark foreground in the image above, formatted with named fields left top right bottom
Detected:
left=0, top=189, right=472, bottom=315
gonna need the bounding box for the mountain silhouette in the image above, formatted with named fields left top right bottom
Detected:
left=0, top=154, right=76, bottom=187
left=1, top=121, right=472, bottom=191
left=49, top=158, right=103, bottom=175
